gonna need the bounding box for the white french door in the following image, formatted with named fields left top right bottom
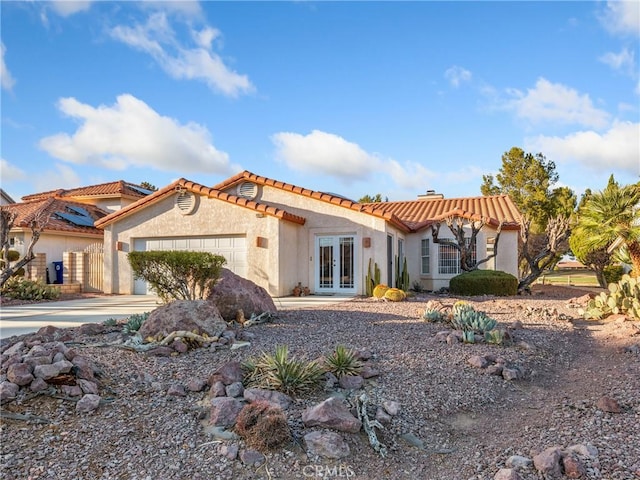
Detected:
left=315, top=235, right=356, bottom=294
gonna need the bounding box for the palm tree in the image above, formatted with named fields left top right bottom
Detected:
left=573, top=176, right=640, bottom=275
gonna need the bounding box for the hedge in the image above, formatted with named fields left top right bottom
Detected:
left=449, top=269, right=518, bottom=296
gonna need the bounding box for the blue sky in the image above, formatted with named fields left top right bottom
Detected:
left=1, top=1, right=639, bottom=203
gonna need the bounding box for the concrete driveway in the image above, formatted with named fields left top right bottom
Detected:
left=0, top=295, right=161, bottom=340
left=0, top=294, right=354, bottom=340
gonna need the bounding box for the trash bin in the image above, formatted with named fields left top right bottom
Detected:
left=53, top=261, right=63, bottom=284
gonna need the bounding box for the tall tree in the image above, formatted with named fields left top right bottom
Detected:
left=572, top=175, right=640, bottom=275
left=481, top=147, right=575, bottom=231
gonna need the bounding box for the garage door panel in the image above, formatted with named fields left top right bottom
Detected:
left=133, top=235, right=247, bottom=294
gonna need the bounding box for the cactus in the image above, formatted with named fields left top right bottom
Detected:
left=485, top=329, right=509, bottom=345
left=373, top=284, right=389, bottom=299
left=365, top=260, right=382, bottom=297
left=384, top=287, right=406, bottom=302
left=582, top=274, right=640, bottom=320
left=461, top=330, right=476, bottom=343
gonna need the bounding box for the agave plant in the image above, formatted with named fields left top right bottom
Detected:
left=123, top=312, right=150, bottom=334
left=450, top=302, right=497, bottom=333
left=324, top=345, right=363, bottom=378
left=243, top=345, right=324, bottom=396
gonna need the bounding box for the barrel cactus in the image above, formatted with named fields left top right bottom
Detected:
left=384, top=287, right=406, bottom=302
left=373, top=284, right=389, bottom=299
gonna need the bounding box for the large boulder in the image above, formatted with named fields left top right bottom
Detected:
left=138, top=300, right=227, bottom=339
left=207, top=269, right=277, bottom=322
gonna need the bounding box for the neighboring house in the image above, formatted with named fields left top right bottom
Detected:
left=3, top=181, right=152, bottom=286
left=1, top=189, right=16, bottom=205
left=96, top=171, right=522, bottom=297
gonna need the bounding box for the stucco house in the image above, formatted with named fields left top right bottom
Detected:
left=3, top=181, right=153, bottom=285
left=96, top=171, right=522, bottom=297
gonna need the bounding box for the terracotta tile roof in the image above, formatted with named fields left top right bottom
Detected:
left=362, top=195, right=523, bottom=231
left=21, top=180, right=153, bottom=202
left=95, top=171, right=522, bottom=233
left=95, top=178, right=308, bottom=229
left=213, top=171, right=411, bottom=232
left=1, top=198, right=108, bottom=236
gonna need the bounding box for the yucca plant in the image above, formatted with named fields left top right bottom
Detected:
left=243, top=345, right=324, bottom=396
left=324, top=345, right=363, bottom=378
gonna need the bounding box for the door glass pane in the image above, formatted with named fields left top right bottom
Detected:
left=339, top=237, right=354, bottom=288
left=318, top=237, right=333, bottom=288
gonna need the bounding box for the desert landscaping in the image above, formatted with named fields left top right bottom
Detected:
left=1, top=284, right=639, bottom=480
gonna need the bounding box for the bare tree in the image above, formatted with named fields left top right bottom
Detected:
left=0, top=207, right=47, bottom=287
left=518, top=214, right=571, bottom=291
left=431, top=216, right=505, bottom=272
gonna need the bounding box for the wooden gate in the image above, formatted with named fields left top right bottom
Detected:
left=83, top=243, right=104, bottom=293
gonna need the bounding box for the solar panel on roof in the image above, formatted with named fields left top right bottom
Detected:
left=55, top=212, right=96, bottom=227
left=67, top=205, right=92, bottom=217
left=128, top=185, right=154, bottom=195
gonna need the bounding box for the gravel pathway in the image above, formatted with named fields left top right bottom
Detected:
left=1, top=286, right=638, bottom=480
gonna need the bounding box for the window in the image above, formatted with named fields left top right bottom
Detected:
left=421, top=239, right=430, bottom=274
left=438, top=239, right=476, bottom=275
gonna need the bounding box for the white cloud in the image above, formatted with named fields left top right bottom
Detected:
left=506, top=77, right=611, bottom=129
left=39, top=94, right=236, bottom=175
left=1, top=42, right=16, bottom=91
left=142, top=1, right=203, bottom=18
left=526, top=121, right=640, bottom=175
left=0, top=159, right=26, bottom=182
left=272, top=130, right=381, bottom=181
left=33, top=164, right=83, bottom=193
left=599, top=47, right=636, bottom=76
left=599, top=1, right=640, bottom=37
left=110, top=12, right=253, bottom=97
left=49, top=1, right=93, bottom=17
left=271, top=129, right=438, bottom=190
left=444, top=66, right=472, bottom=87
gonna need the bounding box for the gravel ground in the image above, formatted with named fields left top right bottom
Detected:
left=1, top=285, right=639, bottom=480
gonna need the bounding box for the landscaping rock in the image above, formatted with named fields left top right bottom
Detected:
left=208, top=361, right=243, bottom=386
left=360, top=366, right=379, bottom=379
left=382, top=400, right=400, bottom=416
left=7, top=363, right=34, bottom=386
left=338, top=374, right=363, bottom=390
left=208, top=397, right=243, bottom=427
left=219, top=444, right=238, bottom=460
left=78, top=379, right=99, bottom=395
left=29, top=377, right=49, bottom=393
left=302, top=397, right=362, bottom=433
left=0, top=381, right=19, bottom=402
left=138, top=300, right=227, bottom=339
left=468, top=355, right=489, bottom=368
left=506, top=455, right=532, bottom=468
left=225, top=381, right=244, bottom=398
left=209, top=381, right=227, bottom=398
left=207, top=268, right=277, bottom=322
left=76, top=394, right=101, bottom=413
left=375, top=407, right=392, bottom=425
left=596, top=396, right=621, bottom=413
left=186, top=378, right=207, bottom=392
left=243, top=388, right=292, bottom=410
left=533, top=446, right=563, bottom=478
left=61, top=385, right=82, bottom=397
left=304, top=431, right=351, bottom=459
left=562, top=452, right=586, bottom=479
left=494, top=468, right=521, bottom=480
left=167, top=384, right=186, bottom=397
left=239, top=448, right=265, bottom=467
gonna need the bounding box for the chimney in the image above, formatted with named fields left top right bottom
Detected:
left=418, top=189, right=444, bottom=200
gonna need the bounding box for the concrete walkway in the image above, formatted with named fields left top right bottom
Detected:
left=0, top=294, right=354, bottom=340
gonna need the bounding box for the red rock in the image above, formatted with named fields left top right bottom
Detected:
left=596, top=396, right=621, bottom=413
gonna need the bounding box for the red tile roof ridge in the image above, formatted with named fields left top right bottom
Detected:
left=95, top=178, right=307, bottom=228
left=21, top=180, right=151, bottom=201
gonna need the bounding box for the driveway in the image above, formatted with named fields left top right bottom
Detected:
left=0, top=294, right=354, bottom=340
left=0, top=295, right=161, bottom=340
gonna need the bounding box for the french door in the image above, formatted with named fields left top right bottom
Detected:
left=315, top=235, right=356, bottom=294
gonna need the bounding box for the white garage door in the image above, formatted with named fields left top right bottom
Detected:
left=132, top=236, right=247, bottom=294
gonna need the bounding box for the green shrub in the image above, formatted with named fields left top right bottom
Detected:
left=603, top=264, right=624, bottom=285
left=449, top=270, right=518, bottom=296
left=1, top=277, right=60, bottom=301
left=242, top=345, right=324, bottom=396
left=128, top=250, right=226, bottom=302
left=0, top=249, right=20, bottom=262
left=324, top=345, right=363, bottom=378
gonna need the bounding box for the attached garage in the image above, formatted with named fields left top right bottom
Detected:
left=132, top=235, right=247, bottom=294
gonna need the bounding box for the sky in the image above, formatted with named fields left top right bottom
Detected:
left=1, top=1, right=639, bottom=204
